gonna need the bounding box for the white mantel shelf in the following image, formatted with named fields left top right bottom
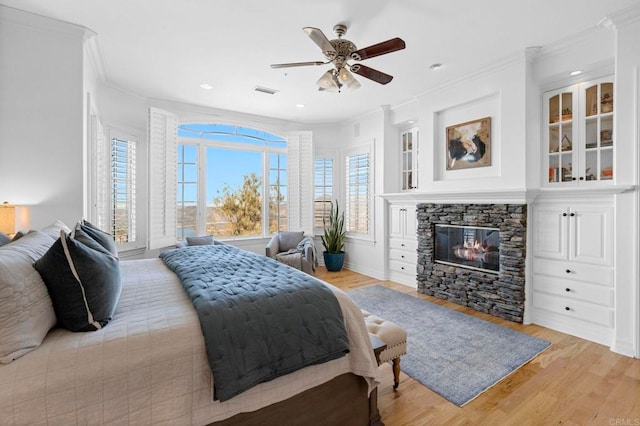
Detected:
left=376, top=188, right=530, bottom=204
left=377, top=185, right=637, bottom=204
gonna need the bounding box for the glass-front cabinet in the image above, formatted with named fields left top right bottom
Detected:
left=544, top=76, right=614, bottom=186
left=400, top=127, right=419, bottom=191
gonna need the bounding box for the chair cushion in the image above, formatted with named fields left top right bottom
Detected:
left=278, top=231, right=304, bottom=252
left=362, top=309, right=407, bottom=364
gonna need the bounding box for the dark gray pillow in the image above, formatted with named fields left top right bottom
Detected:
left=34, top=231, right=122, bottom=332
left=278, top=231, right=304, bottom=252
left=0, top=232, right=10, bottom=247
left=186, top=235, right=214, bottom=246
left=76, top=220, right=118, bottom=257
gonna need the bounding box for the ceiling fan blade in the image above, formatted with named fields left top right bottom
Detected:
left=350, top=37, right=406, bottom=61
left=270, top=61, right=325, bottom=69
left=303, top=27, right=337, bottom=57
left=350, top=64, right=393, bottom=85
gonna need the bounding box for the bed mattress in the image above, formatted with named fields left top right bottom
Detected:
left=0, top=258, right=379, bottom=425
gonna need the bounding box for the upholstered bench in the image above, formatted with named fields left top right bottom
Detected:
left=362, top=310, right=407, bottom=389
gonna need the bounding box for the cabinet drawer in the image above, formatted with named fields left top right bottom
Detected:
left=389, top=248, right=417, bottom=264
left=532, top=291, right=613, bottom=327
left=389, top=238, right=417, bottom=252
left=533, top=275, right=613, bottom=307
left=533, top=258, right=613, bottom=287
left=389, top=259, right=416, bottom=275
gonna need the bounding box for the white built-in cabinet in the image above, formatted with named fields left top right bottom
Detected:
left=543, top=77, right=614, bottom=186
left=531, top=199, right=614, bottom=345
left=400, top=128, right=419, bottom=191
left=388, top=202, right=417, bottom=287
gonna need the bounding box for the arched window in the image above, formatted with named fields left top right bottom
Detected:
left=176, top=124, right=287, bottom=240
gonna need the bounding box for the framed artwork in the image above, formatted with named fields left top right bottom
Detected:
left=446, top=116, right=491, bottom=170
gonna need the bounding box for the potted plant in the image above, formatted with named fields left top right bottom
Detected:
left=321, top=201, right=346, bottom=272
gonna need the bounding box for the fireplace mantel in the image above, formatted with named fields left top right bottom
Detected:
left=377, top=188, right=529, bottom=204
left=377, top=184, right=636, bottom=204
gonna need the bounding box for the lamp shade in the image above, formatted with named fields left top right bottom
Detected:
left=316, top=69, right=340, bottom=92
left=0, top=205, right=15, bottom=235
left=0, top=203, right=29, bottom=236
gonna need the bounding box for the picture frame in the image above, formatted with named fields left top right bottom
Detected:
left=446, top=117, right=491, bottom=170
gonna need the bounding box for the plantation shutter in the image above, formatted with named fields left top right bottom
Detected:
left=345, top=151, right=370, bottom=235
left=287, top=131, right=314, bottom=235
left=92, top=115, right=109, bottom=231
left=148, top=107, right=177, bottom=249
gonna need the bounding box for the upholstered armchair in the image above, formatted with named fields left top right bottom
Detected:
left=265, top=231, right=317, bottom=274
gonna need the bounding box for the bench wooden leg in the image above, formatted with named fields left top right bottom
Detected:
left=392, top=358, right=401, bottom=390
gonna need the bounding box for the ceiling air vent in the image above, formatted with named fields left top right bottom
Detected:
left=254, top=86, right=279, bottom=95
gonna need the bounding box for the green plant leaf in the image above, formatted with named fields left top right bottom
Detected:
left=321, top=200, right=345, bottom=254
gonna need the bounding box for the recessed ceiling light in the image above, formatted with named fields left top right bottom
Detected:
left=569, top=70, right=583, bottom=76
left=296, top=104, right=305, bottom=108
left=408, top=120, right=415, bottom=124
left=430, top=63, right=443, bottom=70
left=200, top=83, right=213, bottom=90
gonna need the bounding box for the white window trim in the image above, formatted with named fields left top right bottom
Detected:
left=344, top=142, right=374, bottom=241
left=177, top=135, right=289, bottom=241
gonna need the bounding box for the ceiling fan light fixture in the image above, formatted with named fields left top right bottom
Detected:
left=316, top=69, right=340, bottom=92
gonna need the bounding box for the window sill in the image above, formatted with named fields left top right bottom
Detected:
left=345, top=235, right=376, bottom=247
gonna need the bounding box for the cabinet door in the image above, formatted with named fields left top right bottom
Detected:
left=581, top=79, right=614, bottom=183
left=533, top=204, right=568, bottom=260
left=389, top=204, right=404, bottom=239
left=404, top=205, right=417, bottom=240
left=400, top=128, right=418, bottom=191
left=569, top=205, right=613, bottom=266
left=544, top=87, right=578, bottom=186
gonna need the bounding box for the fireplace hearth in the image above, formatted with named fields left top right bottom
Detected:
left=417, top=203, right=527, bottom=322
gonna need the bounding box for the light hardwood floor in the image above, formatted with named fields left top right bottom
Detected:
left=315, top=267, right=640, bottom=426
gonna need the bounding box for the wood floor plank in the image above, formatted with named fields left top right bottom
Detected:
left=315, top=267, right=640, bottom=425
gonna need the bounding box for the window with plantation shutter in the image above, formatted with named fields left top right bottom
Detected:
left=110, top=136, right=136, bottom=244
left=314, top=157, right=333, bottom=233
left=345, top=148, right=371, bottom=236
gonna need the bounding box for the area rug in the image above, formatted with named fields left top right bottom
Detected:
left=347, top=285, right=551, bottom=406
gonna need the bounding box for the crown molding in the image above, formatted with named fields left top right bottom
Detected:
left=533, top=25, right=609, bottom=64
left=84, top=35, right=107, bottom=84
left=0, top=4, right=94, bottom=41
left=603, top=3, right=640, bottom=29
left=415, top=50, right=525, bottom=98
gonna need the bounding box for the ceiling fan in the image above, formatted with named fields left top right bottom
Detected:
left=271, top=24, right=406, bottom=92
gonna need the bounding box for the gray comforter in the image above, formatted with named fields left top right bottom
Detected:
left=159, top=244, right=349, bottom=401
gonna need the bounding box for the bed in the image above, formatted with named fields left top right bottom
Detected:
left=0, top=232, right=381, bottom=425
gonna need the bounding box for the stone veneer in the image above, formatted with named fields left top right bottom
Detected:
left=416, top=203, right=527, bottom=322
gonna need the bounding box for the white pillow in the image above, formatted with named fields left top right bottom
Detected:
left=41, top=220, right=71, bottom=240
left=0, top=231, right=57, bottom=363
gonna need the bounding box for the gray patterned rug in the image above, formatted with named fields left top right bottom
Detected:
left=347, top=285, right=550, bottom=406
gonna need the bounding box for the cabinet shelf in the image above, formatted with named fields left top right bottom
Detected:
left=543, top=77, right=614, bottom=186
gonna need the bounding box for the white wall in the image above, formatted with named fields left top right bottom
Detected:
left=0, top=6, right=87, bottom=229
left=416, top=55, right=529, bottom=193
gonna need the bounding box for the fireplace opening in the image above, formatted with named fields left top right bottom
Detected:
left=434, top=224, right=500, bottom=274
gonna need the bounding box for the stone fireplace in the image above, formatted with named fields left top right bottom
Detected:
left=416, top=203, right=527, bottom=322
